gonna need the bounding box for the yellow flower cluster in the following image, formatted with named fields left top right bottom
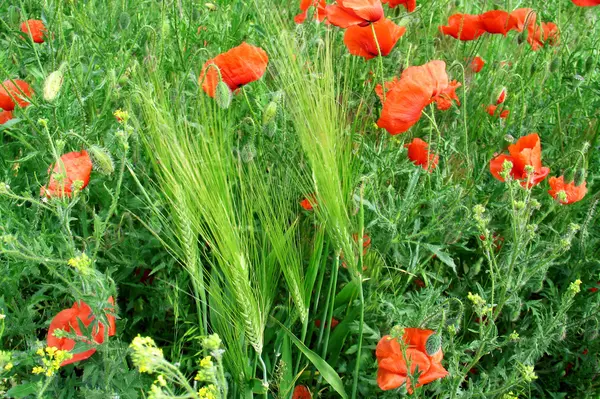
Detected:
left=130, top=335, right=165, bottom=373
left=67, top=253, right=92, bottom=275
left=31, top=347, right=72, bottom=377
left=197, top=384, right=218, bottom=399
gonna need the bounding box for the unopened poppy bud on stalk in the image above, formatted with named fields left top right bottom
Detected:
left=262, top=101, right=278, bottom=126
left=574, top=168, right=586, bottom=186
left=43, top=64, right=66, bottom=102
left=89, top=145, right=114, bottom=175
left=563, top=167, right=575, bottom=183
left=215, top=81, right=232, bottom=109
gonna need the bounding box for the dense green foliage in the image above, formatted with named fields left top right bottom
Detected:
left=0, top=0, right=598, bottom=398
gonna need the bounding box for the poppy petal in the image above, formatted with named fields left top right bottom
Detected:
left=377, top=368, right=407, bottom=390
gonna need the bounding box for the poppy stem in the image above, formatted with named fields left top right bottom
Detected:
left=370, top=24, right=386, bottom=103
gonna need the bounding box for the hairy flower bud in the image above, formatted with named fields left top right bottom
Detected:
left=215, top=81, right=232, bottom=109
left=89, top=145, right=114, bottom=175
left=43, top=64, right=66, bottom=102
left=262, top=101, right=278, bottom=126
left=425, top=333, right=442, bottom=356
left=574, top=168, right=586, bottom=187
left=563, top=168, right=575, bottom=184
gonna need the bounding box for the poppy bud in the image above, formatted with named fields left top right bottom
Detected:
left=7, top=6, right=20, bottom=25
left=89, top=145, right=114, bottom=175
left=563, top=168, right=575, bottom=184
left=530, top=63, right=536, bottom=76
left=425, top=333, right=442, bottom=356
left=215, top=81, right=232, bottom=109
left=574, top=168, right=586, bottom=187
left=119, top=12, right=131, bottom=30
left=43, top=65, right=65, bottom=102
left=517, top=32, right=526, bottom=45
left=549, top=58, right=560, bottom=73
left=262, top=101, right=277, bottom=126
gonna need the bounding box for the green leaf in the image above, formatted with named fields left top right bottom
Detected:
left=6, top=382, right=38, bottom=398
left=272, top=318, right=348, bottom=399
left=424, top=244, right=456, bottom=274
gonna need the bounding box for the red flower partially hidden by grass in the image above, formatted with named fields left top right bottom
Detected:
left=469, top=56, right=485, bottom=73
left=41, top=150, right=93, bottom=198
left=405, top=138, right=438, bottom=171
left=486, top=105, right=510, bottom=119
left=509, top=8, right=537, bottom=33
left=489, top=133, right=550, bottom=187
left=343, top=18, right=406, bottom=60
left=199, top=42, right=269, bottom=98
left=548, top=176, right=587, bottom=204
left=496, top=87, right=507, bottom=104
left=314, top=317, right=340, bottom=330
left=376, top=60, right=460, bottom=135
left=439, top=14, right=485, bottom=41
left=294, top=0, right=327, bottom=24
left=47, top=298, right=116, bottom=366
left=20, top=19, right=46, bottom=43
left=377, top=329, right=448, bottom=393
left=292, top=385, right=312, bottom=399
left=0, top=110, right=13, bottom=124
left=300, top=194, right=317, bottom=211
left=571, top=0, right=600, bottom=6
left=382, top=0, right=416, bottom=12
left=326, top=0, right=384, bottom=28
left=0, top=79, right=33, bottom=111
left=589, top=282, right=600, bottom=293
left=527, top=22, right=560, bottom=51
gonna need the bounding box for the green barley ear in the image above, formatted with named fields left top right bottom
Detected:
left=574, top=168, right=586, bottom=187
left=426, top=333, right=442, bottom=356
left=563, top=168, right=575, bottom=184
left=215, top=81, right=232, bottom=109
left=89, top=145, right=115, bottom=175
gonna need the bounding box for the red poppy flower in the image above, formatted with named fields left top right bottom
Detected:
left=295, top=0, right=327, bottom=24
left=496, top=87, right=507, bottom=104
left=0, top=110, right=13, bottom=124
left=199, top=42, right=269, bottom=98
left=41, top=150, right=93, bottom=198
left=376, top=60, right=461, bottom=135
left=548, top=176, right=587, bottom=204
left=377, top=329, right=448, bottom=393
left=479, top=10, right=516, bottom=35
left=479, top=233, right=504, bottom=252
left=300, top=194, right=317, bottom=211
left=509, top=8, right=537, bottom=32
left=439, top=14, right=485, bottom=41
left=343, top=18, right=405, bottom=60
left=571, top=0, right=600, bottom=6
left=0, top=80, right=33, bottom=111
left=486, top=105, right=510, bottom=119
left=352, top=233, right=371, bottom=254
left=405, top=138, right=438, bottom=171
left=292, top=385, right=312, bottom=399
left=489, top=133, right=550, bottom=187
left=589, top=282, right=600, bottom=293
left=20, top=19, right=46, bottom=43
left=314, top=317, right=340, bottom=330
left=326, top=0, right=384, bottom=28
left=382, top=0, right=416, bottom=12
left=47, top=298, right=116, bottom=366
left=469, top=56, right=485, bottom=73
left=527, top=22, right=559, bottom=51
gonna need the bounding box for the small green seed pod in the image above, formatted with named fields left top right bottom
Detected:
left=549, top=58, right=560, bottom=73
left=426, top=333, right=442, bottom=356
